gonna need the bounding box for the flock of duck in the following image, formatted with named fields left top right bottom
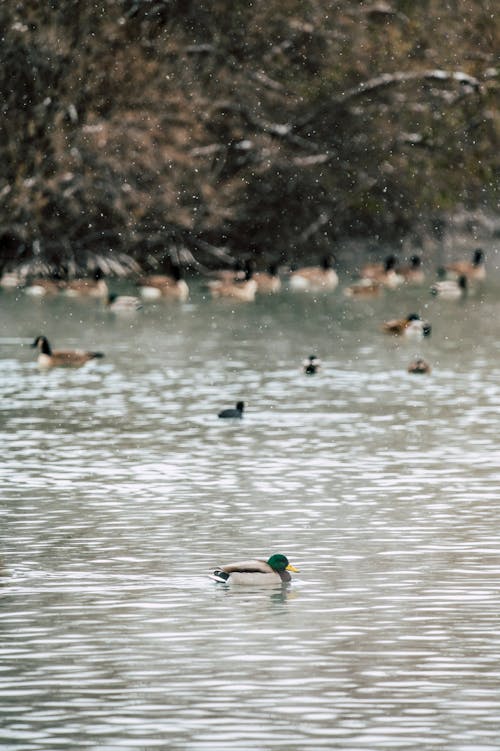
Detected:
left=2, top=248, right=487, bottom=585
left=3, top=245, right=487, bottom=402
left=208, top=248, right=485, bottom=584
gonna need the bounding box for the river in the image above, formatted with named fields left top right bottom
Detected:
left=1, top=267, right=500, bottom=750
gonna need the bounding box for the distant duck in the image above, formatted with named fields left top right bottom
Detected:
left=218, top=401, right=245, bottom=419
left=382, top=313, right=431, bottom=338
left=138, top=266, right=189, bottom=301
left=431, top=273, right=467, bottom=300
left=289, top=255, right=338, bottom=292
left=344, top=278, right=383, bottom=298
left=408, top=358, right=432, bottom=374
left=31, top=335, right=105, bottom=367
left=361, top=254, right=404, bottom=288
left=303, top=355, right=321, bottom=374
left=397, top=255, right=425, bottom=285
left=25, top=278, right=62, bottom=296
left=209, top=554, right=299, bottom=585
left=445, top=248, right=485, bottom=281
left=106, top=293, right=142, bottom=312
left=0, top=270, right=23, bottom=289
left=209, top=259, right=248, bottom=283
left=253, top=263, right=282, bottom=294
left=208, top=266, right=257, bottom=302
left=64, top=270, right=109, bottom=298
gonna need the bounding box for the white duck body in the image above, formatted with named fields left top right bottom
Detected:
left=430, top=276, right=467, bottom=300
left=224, top=559, right=287, bottom=585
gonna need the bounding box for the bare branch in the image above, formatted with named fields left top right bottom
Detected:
left=340, top=69, right=481, bottom=103
left=298, top=212, right=331, bottom=243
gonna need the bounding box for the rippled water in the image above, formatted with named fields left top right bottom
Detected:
left=2, top=269, right=500, bottom=750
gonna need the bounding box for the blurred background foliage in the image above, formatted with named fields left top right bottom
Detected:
left=0, top=0, right=498, bottom=273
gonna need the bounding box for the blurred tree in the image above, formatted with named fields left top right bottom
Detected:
left=0, top=0, right=498, bottom=273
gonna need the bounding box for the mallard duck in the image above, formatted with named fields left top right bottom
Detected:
left=382, top=313, right=431, bottom=338
left=138, top=266, right=189, bottom=301
left=397, top=255, right=425, bottom=285
left=344, top=278, right=383, bottom=298
left=407, top=358, right=432, bottom=374
left=253, top=263, right=282, bottom=294
left=431, top=273, right=467, bottom=300
left=208, top=266, right=257, bottom=302
left=31, top=336, right=104, bottom=367
left=445, top=248, right=485, bottom=281
left=303, top=355, right=321, bottom=374
left=218, top=401, right=244, bottom=419
left=289, top=255, right=338, bottom=292
left=361, top=254, right=404, bottom=288
left=209, top=554, right=299, bottom=585
left=106, top=293, right=142, bottom=312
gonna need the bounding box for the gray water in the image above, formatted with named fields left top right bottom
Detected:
left=1, top=273, right=500, bottom=751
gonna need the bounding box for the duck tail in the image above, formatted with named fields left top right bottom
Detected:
left=90, top=352, right=105, bottom=359
left=209, top=570, right=230, bottom=583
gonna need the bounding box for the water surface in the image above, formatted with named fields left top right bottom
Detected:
left=1, top=271, right=500, bottom=750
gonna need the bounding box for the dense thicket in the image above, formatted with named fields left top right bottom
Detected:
left=0, top=1, right=498, bottom=274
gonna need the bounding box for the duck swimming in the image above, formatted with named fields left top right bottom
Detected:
left=24, top=278, right=63, bottom=296
left=207, top=266, right=257, bottom=302
left=343, top=278, right=383, bottom=298
left=361, top=254, right=404, bottom=288
left=138, top=265, right=189, bottom=301
left=31, top=336, right=105, bottom=367
left=397, top=255, right=425, bottom=285
left=210, top=554, right=299, bottom=585
left=64, top=270, right=109, bottom=298
left=445, top=248, right=485, bottom=281
left=253, top=263, right=282, bottom=294
left=407, top=358, right=432, bottom=374
left=382, top=313, right=431, bottom=338
left=106, top=293, right=143, bottom=312
left=289, top=255, right=338, bottom=292
left=218, top=401, right=245, bottom=419
left=303, top=355, right=321, bottom=374
left=0, top=270, right=23, bottom=289
left=431, top=273, right=467, bottom=300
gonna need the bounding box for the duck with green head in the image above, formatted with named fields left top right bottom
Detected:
left=210, top=554, right=299, bottom=585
